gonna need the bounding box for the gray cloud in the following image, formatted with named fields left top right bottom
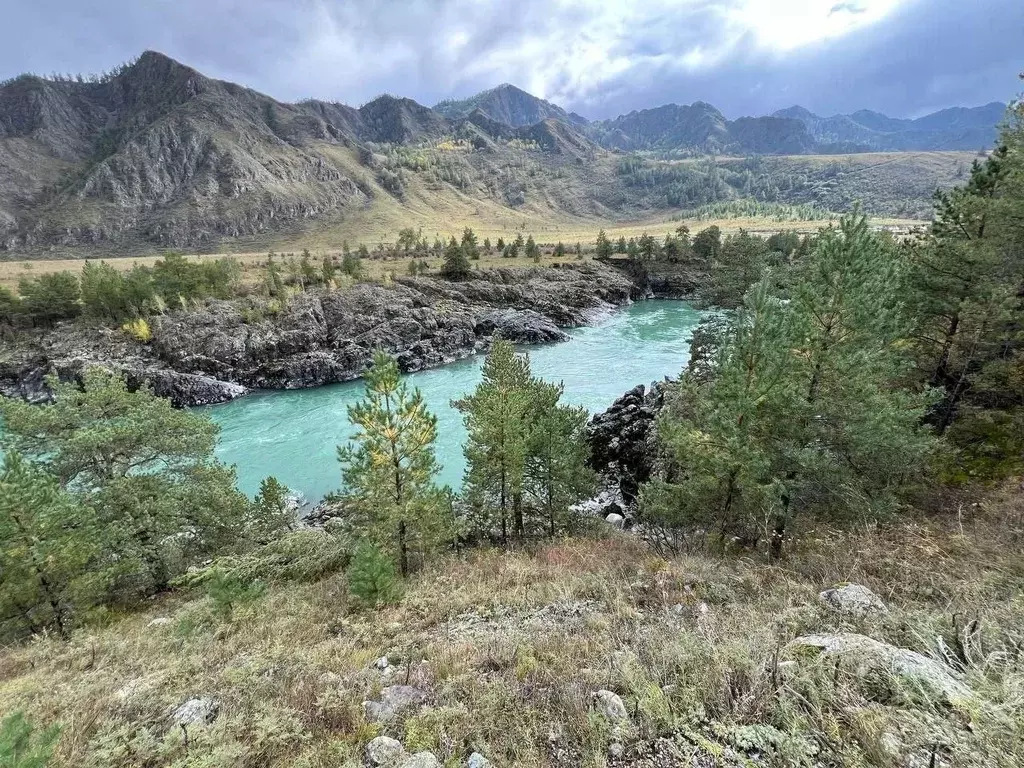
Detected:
left=0, top=0, right=1019, bottom=119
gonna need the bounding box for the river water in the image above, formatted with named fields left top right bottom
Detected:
left=207, top=300, right=704, bottom=502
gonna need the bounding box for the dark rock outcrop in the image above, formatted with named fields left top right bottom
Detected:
left=587, top=381, right=669, bottom=504
left=1, top=262, right=634, bottom=407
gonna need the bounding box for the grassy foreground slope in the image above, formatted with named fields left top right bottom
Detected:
left=2, top=485, right=1022, bottom=767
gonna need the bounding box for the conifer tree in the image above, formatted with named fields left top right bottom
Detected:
left=338, top=351, right=447, bottom=575
left=595, top=229, right=613, bottom=258
left=525, top=234, right=539, bottom=260
left=266, top=254, right=285, bottom=296
left=441, top=236, right=471, bottom=279
left=461, top=227, right=480, bottom=260
left=648, top=214, right=938, bottom=559
left=0, top=452, right=96, bottom=639
left=0, top=369, right=253, bottom=595
left=455, top=339, right=533, bottom=542
left=525, top=381, right=595, bottom=536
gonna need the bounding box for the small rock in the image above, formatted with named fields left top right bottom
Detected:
left=147, top=617, right=172, bottom=628
left=608, top=742, right=625, bottom=759
left=592, top=689, right=628, bottom=721
left=364, top=685, right=427, bottom=722
left=366, top=735, right=406, bottom=766
left=605, top=512, right=625, bottom=528
left=400, top=752, right=440, bottom=768
left=466, top=752, right=491, bottom=768
left=171, top=697, right=219, bottom=727
left=373, top=655, right=391, bottom=670
left=819, top=584, right=888, bottom=617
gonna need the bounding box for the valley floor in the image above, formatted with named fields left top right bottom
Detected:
left=0, top=213, right=921, bottom=292
left=3, top=484, right=1022, bottom=767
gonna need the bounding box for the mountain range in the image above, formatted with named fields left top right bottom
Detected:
left=0, top=51, right=999, bottom=254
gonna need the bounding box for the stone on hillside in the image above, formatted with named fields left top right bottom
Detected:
left=147, top=617, right=172, bottom=628
left=364, top=685, right=427, bottom=722
left=788, top=633, right=971, bottom=704
left=819, top=584, right=888, bottom=617
left=171, top=697, right=219, bottom=726
left=366, top=735, right=406, bottom=766
left=400, top=752, right=441, bottom=768
left=466, top=752, right=491, bottom=768
left=605, top=512, right=625, bottom=528
left=592, top=689, right=629, bottom=721
left=373, top=655, right=391, bottom=670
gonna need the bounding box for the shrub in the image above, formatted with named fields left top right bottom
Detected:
left=120, top=317, right=151, bottom=342
left=0, top=711, right=60, bottom=768
left=347, top=541, right=402, bottom=606
left=205, top=569, right=266, bottom=621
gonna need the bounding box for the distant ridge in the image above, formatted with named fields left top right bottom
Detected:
left=434, top=83, right=588, bottom=128
left=772, top=102, right=1004, bottom=151
left=0, top=50, right=996, bottom=254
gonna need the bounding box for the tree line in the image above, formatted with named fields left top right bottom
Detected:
left=642, top=104, right=1024, bottom=557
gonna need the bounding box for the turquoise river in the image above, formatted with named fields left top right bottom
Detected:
left=208, top=300, right=704, bottom=502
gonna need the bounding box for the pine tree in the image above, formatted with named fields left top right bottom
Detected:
left=616, top=236, right=628, bottom=254
left=321, top=255, right=338, bottom=285
left=338, top=351, right=447, bottom=575
left=769, top=213, right=938, bottom=558
left=646, top=278, right=796, bottom=547
left=266, top=254, right=285, bottom=296
left=347, top=540, right=402, bottom=606
left=525, top=235, right=540, bottom=261
left=253, top=476, right=295, bottom=540
left=441, top=237, right=471, bottom=279
left=496, top=236, right=506, bottom=251
left=904, top=119, right=1024, bottom=478
left=703, top=230, right=771, bottom=308
left=461, top=227, right=480, bottom=260
left=343, top=248, right=364, bottom=279
left=647, top=214, right=938, bottom=560
left=0, top=452, right=96, bottom=639
left=18, top=272, right=80, bottom=325
left=525, top=381, right=595, bottom=536
left=454, top=339, right=534, bottom=543
left=595, top=229, right=613, bottom=258
left=0, top=369, right=253, bottom=596
left=553, top=242, right=566, bottom=258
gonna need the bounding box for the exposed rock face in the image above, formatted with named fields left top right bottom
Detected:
left=597, top=257, right=702, bottom=299
left=587, top=382, right=669, bottom=504
left=787, top=633, right=971, bottom=705
left=1, top=263, right=633, bottom=407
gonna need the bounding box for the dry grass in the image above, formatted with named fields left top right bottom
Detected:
left=3, top=486, right=1023, bottom=767
left=0, top=212, right=921, bottom=293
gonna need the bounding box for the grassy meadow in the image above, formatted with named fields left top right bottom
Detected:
left=1, top=483, right=1022, bottom=767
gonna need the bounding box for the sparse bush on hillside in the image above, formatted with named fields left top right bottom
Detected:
left=17, top=272, right=80, bottom=326
left=347, top=540, right=402, bottom=606
left=0, top=711, right=60, bottom=768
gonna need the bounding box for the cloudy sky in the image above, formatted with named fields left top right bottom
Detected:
left=2, top=0, right=1020, bottom=119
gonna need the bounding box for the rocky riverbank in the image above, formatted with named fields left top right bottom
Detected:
left=584, top=381, right=671, bottom=522
left=0, top=262, right=634, bottom=407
